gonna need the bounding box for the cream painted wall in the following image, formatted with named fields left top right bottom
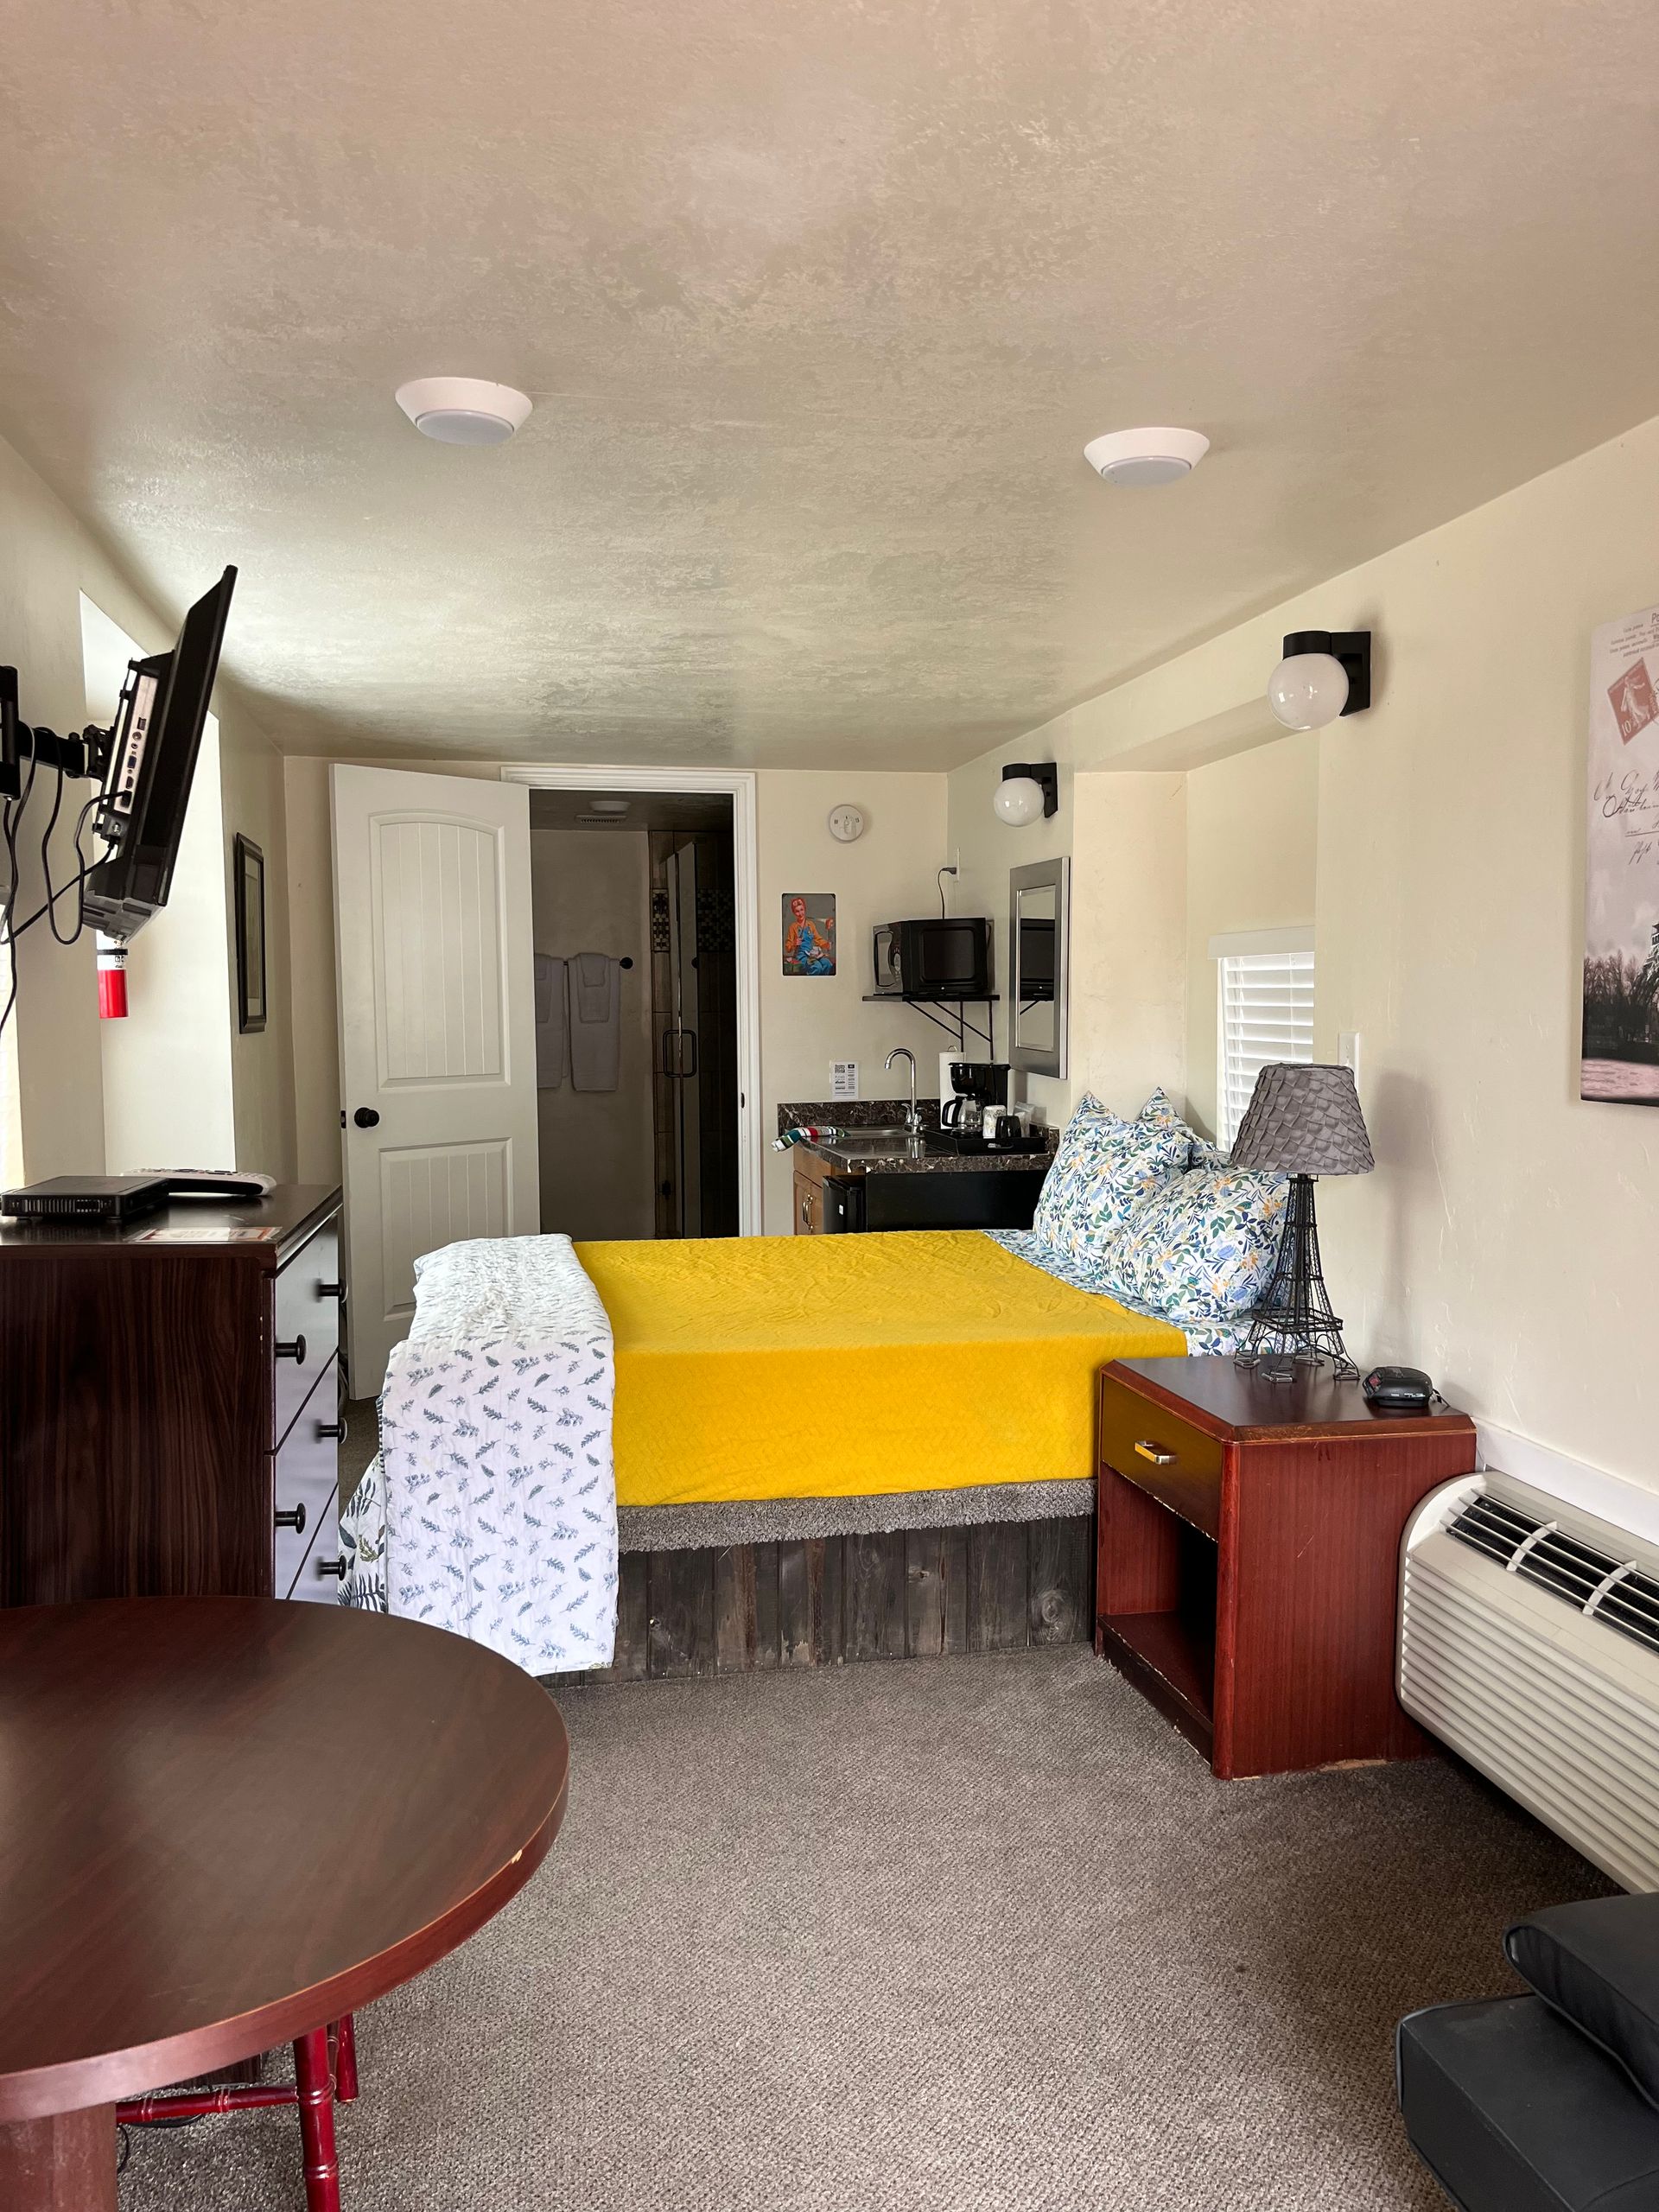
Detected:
left=530, top=829, right=655, bottom=1240
left=960, top=412, right=1659, bottom=1495
left=0, top=430, right=295, bottom=1181
left=221, top=709, right=296, bottom=1177
left=749, top=771, right=949, bottom=1234
left=1184, top=732, right=1320, bottom=1139
left=946, top=755, right=1189, bottom=1129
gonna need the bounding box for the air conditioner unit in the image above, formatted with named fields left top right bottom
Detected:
left=1399, top=1471, right=1659, bottom=1892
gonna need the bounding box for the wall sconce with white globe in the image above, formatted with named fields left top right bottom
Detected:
left=993, top=763, right=1058, bottom=826
left=1267, top=630, right=1372, bottom=730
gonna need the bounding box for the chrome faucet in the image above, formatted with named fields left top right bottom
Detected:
left=885, top=1046, right=921, bottom=1136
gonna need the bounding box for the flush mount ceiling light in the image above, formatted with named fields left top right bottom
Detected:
left=993, top=762, right=1058, bottom=826
left=586, top=798, right=631, bottom=814
left=1267, top=630, right=1373, bottom=730
left=1083, top=426, right=1210, bottom=487
left=394, top=377, right=533, bottom=446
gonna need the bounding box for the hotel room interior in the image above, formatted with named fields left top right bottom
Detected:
left=3, top=3, right=1658, bottom=2207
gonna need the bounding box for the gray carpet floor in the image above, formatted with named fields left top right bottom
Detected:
left=118, top=1648, right=1605, bottom=2211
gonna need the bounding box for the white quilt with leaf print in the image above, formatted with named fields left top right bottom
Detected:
left=377, top=1234, right=619, bottom=1674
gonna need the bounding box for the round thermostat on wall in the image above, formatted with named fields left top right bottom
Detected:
left=827, top=804, right=864, bottom=843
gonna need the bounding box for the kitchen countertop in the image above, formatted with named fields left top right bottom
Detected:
left=778, top=1098, right=1058, bottom=1177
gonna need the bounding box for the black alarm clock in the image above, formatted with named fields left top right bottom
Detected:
left=1362, top=1364, right=1438, bottom=1414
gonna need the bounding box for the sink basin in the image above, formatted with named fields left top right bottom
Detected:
left=819, top=1128, right=925, bottom=1159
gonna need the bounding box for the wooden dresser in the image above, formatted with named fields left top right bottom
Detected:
left=1096, top=1355, right=1477, bottom=1778
left=0, top=1185, right=347, bottom=1609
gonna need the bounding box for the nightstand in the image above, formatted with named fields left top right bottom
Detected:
left=1095, top=1356, right=1477, bottom=1778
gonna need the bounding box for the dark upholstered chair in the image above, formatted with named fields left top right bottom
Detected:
left=1399, top=1894, right=1659, bottom=2210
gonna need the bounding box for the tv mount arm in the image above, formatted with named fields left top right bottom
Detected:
left=0, top=665, right=119, bottom=799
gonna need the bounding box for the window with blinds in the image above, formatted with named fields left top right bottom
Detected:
left=1213, top=931, right=1315, bottom=1147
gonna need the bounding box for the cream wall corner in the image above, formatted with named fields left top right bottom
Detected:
left=757, top=768, right=949, bottom=1235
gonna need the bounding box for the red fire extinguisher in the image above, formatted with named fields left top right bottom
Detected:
left=96, top=935, right=129, bottom=1020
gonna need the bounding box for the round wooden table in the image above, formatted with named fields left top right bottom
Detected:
left=0, top=1599, right=569, bottom=2210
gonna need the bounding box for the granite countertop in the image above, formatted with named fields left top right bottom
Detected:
left=778, top=1098, right=1058, bottom=1176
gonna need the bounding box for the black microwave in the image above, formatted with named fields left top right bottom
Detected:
left=872, top=917, right=993, bottom=1000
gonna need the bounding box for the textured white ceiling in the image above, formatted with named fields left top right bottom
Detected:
left=2, top=0, right=1657, bottom=766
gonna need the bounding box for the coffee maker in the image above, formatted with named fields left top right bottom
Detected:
left=940, top=1060, right=1011, bottom=1134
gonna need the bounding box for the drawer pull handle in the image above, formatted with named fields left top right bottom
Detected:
left=275, top=1502, right=308, bottom=1535
left=316, top=1558, right=347, bottom=1580
left=317, top=1417, right=347, bottom=1443
left=1134, top=1440, right=1176, bottom=1466
left=319, top=1281, right=346, bottom=1303
left=276, top=1334, right=307, bottom=1364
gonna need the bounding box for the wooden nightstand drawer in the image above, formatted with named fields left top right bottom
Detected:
left=1098, top=1374, right=1222, bottom=1539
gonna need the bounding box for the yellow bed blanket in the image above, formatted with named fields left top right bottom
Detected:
left=574, top=1230, right=1185, bottom=1508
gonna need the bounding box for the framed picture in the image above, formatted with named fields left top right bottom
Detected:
left=1582, top=602, right=1659, bottom=1104
left=782, top=892, right=836, bottom=976
left=233, top=834, right=266, bottom=1033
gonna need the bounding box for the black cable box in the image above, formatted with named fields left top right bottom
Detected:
left=1, top=1175, right=170, bottom=1224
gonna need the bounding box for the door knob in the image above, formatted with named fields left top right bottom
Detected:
left=275, top=1502, right=307, bottom=1534
left=353, top=1107, right=379, bottom=1128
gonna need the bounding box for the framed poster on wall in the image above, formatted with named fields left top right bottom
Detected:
left=1582, top=604, right=1659, bottom=1105
left=233, top=834, right=266, bottom=1034
left=781, top=893, right=835, bottom=976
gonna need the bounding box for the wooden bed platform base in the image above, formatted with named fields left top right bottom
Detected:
left=550, top=1512, right=1096, bottom=1684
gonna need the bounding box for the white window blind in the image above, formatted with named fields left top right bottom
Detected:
left=1214, top=931, right=1315, bottom=1147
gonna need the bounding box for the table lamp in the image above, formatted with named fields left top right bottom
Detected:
left=1230, top=1062, right=1374, bottom=1381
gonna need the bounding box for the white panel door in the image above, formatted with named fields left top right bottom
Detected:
left=331, top=766, right=539, bottom=1393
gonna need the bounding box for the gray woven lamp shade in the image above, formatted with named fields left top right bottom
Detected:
left=1230, top=1063, right=1374, bottom=1176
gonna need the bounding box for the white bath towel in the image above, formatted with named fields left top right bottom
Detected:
left=569, top=951, right=622, bottom=1092
left=533, top=954, right=567, bottom=1089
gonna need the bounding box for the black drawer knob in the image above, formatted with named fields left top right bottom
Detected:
left=276, top=1334, right=307, bottom=1364
left=319, top=1281, right=346, bottom=1302
left=353, top=1107, right=379, bottom=1129
left=317, top=1416, right=347, bottom=1443
left=316, top=1558, right=347, bottom=1580
left=274, top=1502, right=307, bottom=1534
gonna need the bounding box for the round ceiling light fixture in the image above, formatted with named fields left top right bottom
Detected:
left=395, top=377, right=533, bottom=447
left=586, top=798, right=632, bottom=815
left=1083, top=426, right=1210, bottom=487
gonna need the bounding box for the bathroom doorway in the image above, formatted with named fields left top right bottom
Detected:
left=527, top=786, right=741, bottom=1241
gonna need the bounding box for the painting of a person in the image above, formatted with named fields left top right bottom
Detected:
left=782, top=893, right=836, bottom=976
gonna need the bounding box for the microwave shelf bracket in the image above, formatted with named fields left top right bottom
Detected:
left=861, top=992, right=998, bottom=1055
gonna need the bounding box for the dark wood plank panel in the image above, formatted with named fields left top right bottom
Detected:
left=778, top=1541, right=813, bottom=1667
left=714, top=1546, right=758, bottom=1674
left=646, top=1548, right=717, bottom=1678
left=817, top=1535, right=846, bottom=1665
left=905, top=1531, right=946, bottom=1658
left=752, top=1542, right=780, bottom=1670
left=847, top=1532, right=906, bottom=1661
left=968, top=1522, right=1029, bottom=1650
left=611, top=1551, right=650, bottom=1681
left=1028, top=1516, right=1093, bottom=1647
left=941, top=1524, right=970, bottom=1655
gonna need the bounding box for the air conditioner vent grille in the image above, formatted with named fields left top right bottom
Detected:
left=1446, top=1496, right=1659, bottom=1660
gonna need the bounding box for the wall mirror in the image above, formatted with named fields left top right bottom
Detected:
left=1008, top=855, right=1069, bottom=1078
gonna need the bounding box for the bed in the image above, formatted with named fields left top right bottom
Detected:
left=576, top=1228, right=1184, bottom=1509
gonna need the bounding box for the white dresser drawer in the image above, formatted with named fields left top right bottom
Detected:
left=271, top=1223, right=343, bottom=1446
left=271, top=1379, right=342, bottom=1598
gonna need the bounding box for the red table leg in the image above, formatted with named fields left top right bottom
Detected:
left=334, top=2013, right=359, bottom=2104
left=292, top=2028, right=341, bottom=2212
left=0, top=2106, right=117, bottom=2211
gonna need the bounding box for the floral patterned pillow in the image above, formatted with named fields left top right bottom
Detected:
left=1030, top=1098, right=1190, bottom=1279
left=1113, top=1165, right=1288, bottom=1323
left=1138, top=1086, right=1226, bottom=1168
